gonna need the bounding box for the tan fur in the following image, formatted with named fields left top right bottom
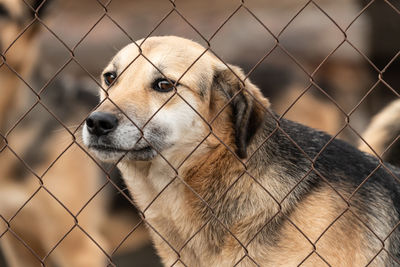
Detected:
left=264, top=187, right=367, bottom=266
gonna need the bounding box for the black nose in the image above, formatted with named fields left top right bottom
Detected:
left=86, top=112, right=118, bottom=136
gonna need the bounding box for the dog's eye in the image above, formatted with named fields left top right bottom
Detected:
left=153, top=79, right=176, bottom=92
left=103, top=72, right=117, bottom=86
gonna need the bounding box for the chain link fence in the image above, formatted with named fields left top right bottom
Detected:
left=0, top=0, right=399, bottom=266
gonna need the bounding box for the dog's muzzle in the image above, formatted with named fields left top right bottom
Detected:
left=84, top=111, right=158, bottom=162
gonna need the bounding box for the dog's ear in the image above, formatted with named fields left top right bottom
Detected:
left=212, top=65, right=270, bottom=158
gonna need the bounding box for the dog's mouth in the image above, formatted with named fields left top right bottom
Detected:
left=82, top=124, right=167, bottom=162
left=88, top=144, right=156, bottom=161
left=89, top=144, right=151, bottom=153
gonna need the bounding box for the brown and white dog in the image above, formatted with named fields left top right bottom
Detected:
left=83, top=36, right=400, bottom=266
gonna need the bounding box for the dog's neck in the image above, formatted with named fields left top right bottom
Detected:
left=117, top=112, right=315, bottom=265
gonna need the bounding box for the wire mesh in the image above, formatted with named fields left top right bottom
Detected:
left=0, top=0, right=399, bottom=266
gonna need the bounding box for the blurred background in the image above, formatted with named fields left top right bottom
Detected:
left=0, top=0, right=398, bottom=266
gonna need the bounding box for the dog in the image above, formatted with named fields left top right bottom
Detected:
left=83, top=36, right=400, bottom=266
left=0, top=0, right=45, bottom=133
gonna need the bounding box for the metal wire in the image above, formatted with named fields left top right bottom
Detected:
left=0, top=0, right=399, bottom=266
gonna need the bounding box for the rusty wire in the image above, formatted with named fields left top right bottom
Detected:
left=0, top=0, right=399, bottom=266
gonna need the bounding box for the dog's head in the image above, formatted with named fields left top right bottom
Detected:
left=83, top=36, right=270, bottom=163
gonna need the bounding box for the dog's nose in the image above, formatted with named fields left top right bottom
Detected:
left=86, top=112, right=118, bottom=136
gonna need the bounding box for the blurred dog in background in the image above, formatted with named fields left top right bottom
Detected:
left=0, top=1, right=111, bottom=266
left=0, top=1, right=153, bottom=265
left=359, top=99, right=400, bottom=167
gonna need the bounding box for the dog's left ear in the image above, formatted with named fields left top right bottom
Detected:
left=212, top=65, right=270, bottom=159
